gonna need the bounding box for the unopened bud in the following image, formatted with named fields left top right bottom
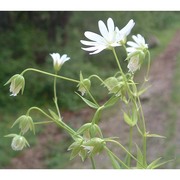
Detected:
left=4, top=74, right=25, bottom=96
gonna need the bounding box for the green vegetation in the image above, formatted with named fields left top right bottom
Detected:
left=1, top=11, right=180, bottom=168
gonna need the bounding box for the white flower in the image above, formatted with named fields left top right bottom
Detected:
left=127, top=55, right=141, bottom=73
left=126, top=34, right=148, bottom=55
left=11, top=135, right=30, bottom=151
left=80, top=18, right=120, bottom=55
left=5, top=74, right=25, bottom=96
left=50, top=53, right=70, bottom=72
left=116, top=19, right=135, bottom=44
left=5, top=134, right=30, bottom=151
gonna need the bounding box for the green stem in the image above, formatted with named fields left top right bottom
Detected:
left=90, top=156, right=96, bottom=169
left=26, top=106, right=76, bottom=137
left=34, top=121, right=53, bottom=125
left=112, top=48, right=124, bottom=76
left=53, top=72, right=61, bottom=118
left=137, top=96, right=147, bottom=166
left=127, top=126, right=133, bottom=166
left=21, top=68, right=79, bottom=83
left=145, top=50, right=151, bottom=82
left=89, top=74, right=104, bottom=84
left=85, top=87, right=99, bottom=107
left=92, top=106, right=103, bottom=125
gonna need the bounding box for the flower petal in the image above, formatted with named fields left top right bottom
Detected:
left=98, top=20, right=109, bottom=40
left=84, top=31, right=106, bottom=44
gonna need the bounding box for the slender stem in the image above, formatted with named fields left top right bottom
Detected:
left=89, top=74, right=104, bottom=84
left=85, top=87, right=99, bottom=107
left=53, top=72, right=61, bottom=118
left=112, top=48, right=124, bottom=75
left=26, top=106, right=76, bottom=137
left=21, top=68, right=79, bottom=83
left=145, top=50, right=151, bottom=82
left=34, top=121, right=53, bottom=125
left=137, top=96, right=147, bottom=166
left=90, top=156, right=96, bottom=169
left=127, top=126, right=133, bottom=166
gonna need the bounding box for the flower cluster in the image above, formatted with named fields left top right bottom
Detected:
left=4, top=17, right=167, bottom=169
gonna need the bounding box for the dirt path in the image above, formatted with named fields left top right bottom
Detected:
left=6, top=30, right=180, bottom=169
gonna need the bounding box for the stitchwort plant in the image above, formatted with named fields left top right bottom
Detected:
left=4, top=18, right=169, bottom=169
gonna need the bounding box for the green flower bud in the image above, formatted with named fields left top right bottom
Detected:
left=12, top=135, right=29, bottom=151
left=77, top=72, right=91, bottom=96
left=4, top=74, right=25, bottom=96
left=83, top=137, right=106, bottom=156
left=12, top=115, right=35, bottom=134
left=5, top=134, right=30, bottom=151
left=103, top=77, right=124, bottom=96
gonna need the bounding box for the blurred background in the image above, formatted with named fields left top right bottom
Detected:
left=1, top=11, right=180, bottom=169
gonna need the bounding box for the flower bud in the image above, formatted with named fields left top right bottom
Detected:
left=103, top=77, right=124, bottom=96
left=83, top=137, right=105, bottom=156
left=12, top=115, right=35, bottom=134
left=77, top=72, right=91, bottom=96
left=5, top=134, right=30, bottom=151
left=4, top=74, right=25, bottom=96
left=11, top=135, right=29, bottom=151
left=50, top=53, right=70, bottom=72
left=127, top=55, right=141, bottom=73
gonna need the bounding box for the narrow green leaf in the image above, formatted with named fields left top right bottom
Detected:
left=48, top=109, right=60, bottom=120
left=75, top=92, right=99, bottom=109
left=147, top=157, right=162, bottom=169
left=103, top=96, right=119, bottom=109
left=108, top=151, right=121, bottom=169
left=136, top=144, right=146, bottom=169
left=77, top=123, right=91, bottom=134
left=138, top=85, right=151, bottom=96
left=147, top=158, right=172, bottom=169
left=146, top=133, right=166, bottom=138
left=123, top=112, right=134, bottom=127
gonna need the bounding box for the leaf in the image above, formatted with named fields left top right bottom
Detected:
left=75, top=92, right=99, bottom=109
left=123, top=112, right=135, bottom=127
left=103, top=96, right=119, bottom=109
left=48, top=109, right=60, bottom=120
left=146, top=133, right=166, bottom=138
left=108, top=151, right=121, bottom=169
left=147, top=158, right=173, bottom=169
left=76, top=123, right=91, bottom=134
left=136, top=144, right=146, bottom=168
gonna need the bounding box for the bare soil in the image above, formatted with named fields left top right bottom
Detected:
left=6, top=30, right=180, bottom=169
